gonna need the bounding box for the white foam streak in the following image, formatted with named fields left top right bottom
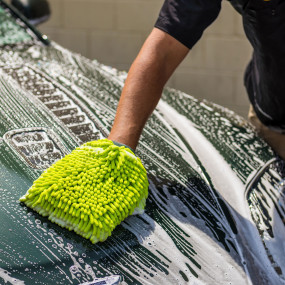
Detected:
left=0, top=268, right=25, bottom=285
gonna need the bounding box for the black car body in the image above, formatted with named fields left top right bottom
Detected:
left=0, top=2, right=284, bottom=284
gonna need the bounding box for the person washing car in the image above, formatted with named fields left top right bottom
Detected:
left=108, top=0, right=285, bottom=160
left=21, top=0, right=285, bottom=244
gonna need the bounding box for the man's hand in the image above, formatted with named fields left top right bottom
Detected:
left=108, top=28, right=189, bottom=150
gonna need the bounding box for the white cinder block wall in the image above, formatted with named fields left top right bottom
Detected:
left=39, top=0, right=253, bottom=118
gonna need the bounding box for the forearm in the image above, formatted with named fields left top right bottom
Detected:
left=108, top=28, right=189, bottom=150
left=108, top=63, right=164, bottom=150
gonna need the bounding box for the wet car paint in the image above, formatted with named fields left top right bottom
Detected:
left=0, top=2, right=284, bottom=284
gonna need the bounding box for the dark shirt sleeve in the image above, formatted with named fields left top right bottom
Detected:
left=154, top=0, right=222, bottom=49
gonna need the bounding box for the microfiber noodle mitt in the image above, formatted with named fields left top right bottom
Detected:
left=20, top=139, right=149, bottom=243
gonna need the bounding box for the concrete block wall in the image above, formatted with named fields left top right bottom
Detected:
left=39, top=0, right=253, bottom=118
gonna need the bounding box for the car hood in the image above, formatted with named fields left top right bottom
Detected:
left=0, top=2, right=284, bottom=285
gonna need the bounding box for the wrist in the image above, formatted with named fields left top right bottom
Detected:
left=112, top=140, right=135, bottom=153
left=108, top=131, right=140, bottom=151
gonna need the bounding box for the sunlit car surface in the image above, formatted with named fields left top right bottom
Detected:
left=0, top=1, right=284, bottom=284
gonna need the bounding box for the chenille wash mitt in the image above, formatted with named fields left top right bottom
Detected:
left=20, top=139, right=149, bottom=243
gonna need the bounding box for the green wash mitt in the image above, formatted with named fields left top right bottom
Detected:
left=20, top=139, right=149, bottom=243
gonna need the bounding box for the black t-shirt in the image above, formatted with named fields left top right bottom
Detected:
left=155, top=0, right=222, bottom=49
left=155, top=0, right=285, bottom=131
